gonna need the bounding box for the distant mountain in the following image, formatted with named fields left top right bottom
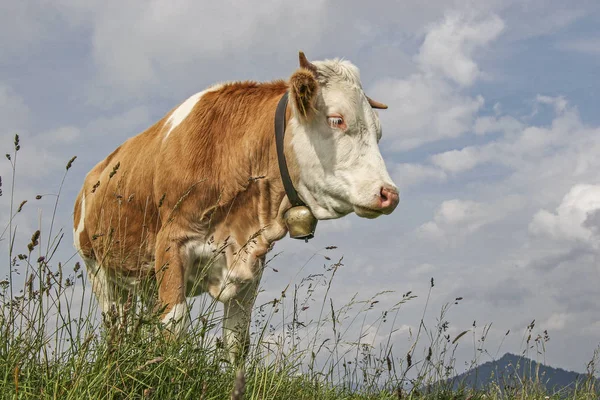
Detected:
left=443, top=353, right=598, bottom=395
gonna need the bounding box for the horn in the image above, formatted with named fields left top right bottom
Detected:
left=366, top=96, right=388, bottom=109
left=298, top=51, right=318, bottom=76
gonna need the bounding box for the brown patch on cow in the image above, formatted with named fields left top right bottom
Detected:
left=75, top=78, right=296, bottom=317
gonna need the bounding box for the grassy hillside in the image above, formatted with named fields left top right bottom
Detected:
left=1, top=136, right=599, bottom=399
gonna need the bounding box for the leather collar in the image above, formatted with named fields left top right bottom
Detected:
left=274, top=92, right=305, bottom=208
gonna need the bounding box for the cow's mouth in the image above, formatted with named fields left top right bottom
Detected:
left=353, top=205, right=384, bottom=219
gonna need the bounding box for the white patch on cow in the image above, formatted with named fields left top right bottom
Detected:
left=86, top=261, right=140, bottom=317
left=163, top=84, right=224, bottom=141
left=181, top=237, right=254, bottom=302
left=182, top=238, right=222, bottom=296
left=83, top=255, right=148, bottom=318
left=73, top=194, right=85, bottom=254
left=86, top=261, right=116, bottom=315
left=288, top=58, right=398, bottom=220
left=210, top=267, right=244, bottom=302
left=162, top=302, right=189, bottom=336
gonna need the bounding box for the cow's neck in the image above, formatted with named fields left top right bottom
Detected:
left=210, top=86, right=298, bottom=249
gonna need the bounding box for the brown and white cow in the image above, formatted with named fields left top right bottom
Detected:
left=73, top=52, right=399, bottom=363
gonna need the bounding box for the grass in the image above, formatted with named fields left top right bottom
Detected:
left=1, top=135, right=599, bottom=399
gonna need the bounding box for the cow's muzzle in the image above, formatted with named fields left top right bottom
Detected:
left=354, top=185, right=400, bottom=218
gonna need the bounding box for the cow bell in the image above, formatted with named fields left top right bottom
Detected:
left=284, top=205, right=318, bottom=241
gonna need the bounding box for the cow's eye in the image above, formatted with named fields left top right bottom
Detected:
left=327, top=115, right=345, bottom=129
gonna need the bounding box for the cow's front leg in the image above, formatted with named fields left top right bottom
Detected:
left=222, top=277, right=260, bottom=365
left=155, top=229, right=190, bottom=337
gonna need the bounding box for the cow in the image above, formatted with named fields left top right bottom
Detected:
left=73, top=52, right=399, bottom=364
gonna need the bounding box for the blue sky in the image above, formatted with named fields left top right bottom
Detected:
left=1, top=0, right=600, bottom=375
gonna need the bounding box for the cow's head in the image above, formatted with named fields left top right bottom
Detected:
left=287, top=52, right=399, bottom=220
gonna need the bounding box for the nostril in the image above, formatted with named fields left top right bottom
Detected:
left=380, top=187, right=389, bottom=203
left=379, top=186, right=399, bottom=209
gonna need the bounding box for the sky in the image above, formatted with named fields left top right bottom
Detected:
left=1, top=0, right=600, bottom=376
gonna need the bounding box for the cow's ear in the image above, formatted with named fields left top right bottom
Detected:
left=289, top=65, right=319, bottom=119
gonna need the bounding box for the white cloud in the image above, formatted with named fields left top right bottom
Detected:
left=436, top=199, right=491, bottom=226
left=529, top=184, right=600, bottom=247
left=416, top=12, right=505, bottom=87
left=430, top=147, right=485, bottom=174
left=473, top=115, right=523, bottom=136
left=42, top=0, right=332, bottom=105
left=392, top=163, right=447, bottom=189
left=416, top=194, right=526, bottom=249
left=428, top=96, right=587, bottom=177
left=536, top=95, right=568, bottom=114
left=542, top=313, right=570, bottom=331
left=370, top=12, right=503, bottom=151
left=388, top=98, right=580, bottom=187
left=68, top=0, right=514, bottom=104
left=371, top=75, right=485, bottom=151
left=417, top=199, right=497, bottom=245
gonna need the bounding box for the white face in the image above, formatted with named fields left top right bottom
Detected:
left=289, top=61, right=399, bottom=220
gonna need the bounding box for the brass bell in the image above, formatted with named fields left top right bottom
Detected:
left=283, top=206, right=318, bottom=242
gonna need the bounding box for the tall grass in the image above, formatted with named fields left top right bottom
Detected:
left=1, top=135, right=598, bottom=399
